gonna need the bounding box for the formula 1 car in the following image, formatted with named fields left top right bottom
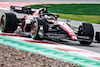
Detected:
left=0, top=5, right=100, bottom=45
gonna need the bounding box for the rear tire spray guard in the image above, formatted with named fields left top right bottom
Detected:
left=0, top=35, right=100, bottom=67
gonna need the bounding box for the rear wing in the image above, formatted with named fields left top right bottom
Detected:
left=10, top=6, right=38, bottom=14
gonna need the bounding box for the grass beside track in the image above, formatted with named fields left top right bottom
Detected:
left=26, top=4, right=100, bottom=24
left=59, top=13, right=100, bottom=24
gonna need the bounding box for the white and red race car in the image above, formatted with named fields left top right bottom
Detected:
left=0, top=5, right=100, bottom=45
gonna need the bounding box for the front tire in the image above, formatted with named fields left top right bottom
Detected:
left=0, top=13, right=17, bottom=33
left=30, top=18, right=48, bottom=40
left=78, top=23, right=94, bottom=45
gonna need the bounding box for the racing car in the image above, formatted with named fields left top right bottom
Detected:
left=0, top=5, right=100, bottom=45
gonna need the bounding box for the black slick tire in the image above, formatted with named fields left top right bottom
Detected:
left=30, top=18, right=48, bottom=40
left=0, top=13, right=17, bottom=33
left=78, top=23, right=94, bottom=45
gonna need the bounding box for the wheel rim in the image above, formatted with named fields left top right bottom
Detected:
left=1, top=16, right=5, bottom=30
left=78, top=26, right=83, bottom=35
left=0, top=14, right=6, bottom=31
left=1, top=17, right=5, bottom=28
left=31, top=22, right=38, bottom=38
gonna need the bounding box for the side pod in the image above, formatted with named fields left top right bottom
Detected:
left=95, top=32, right=100, bottom=43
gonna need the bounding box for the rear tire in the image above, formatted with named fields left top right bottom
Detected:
left=78, top=23, right=94, bottom=45
left=0, top=13, right=17, bottom=33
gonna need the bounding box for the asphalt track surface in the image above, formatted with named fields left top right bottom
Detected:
left=0, top=9, right=100, bottom=54
left=0, top=0, right=100, bottom=3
